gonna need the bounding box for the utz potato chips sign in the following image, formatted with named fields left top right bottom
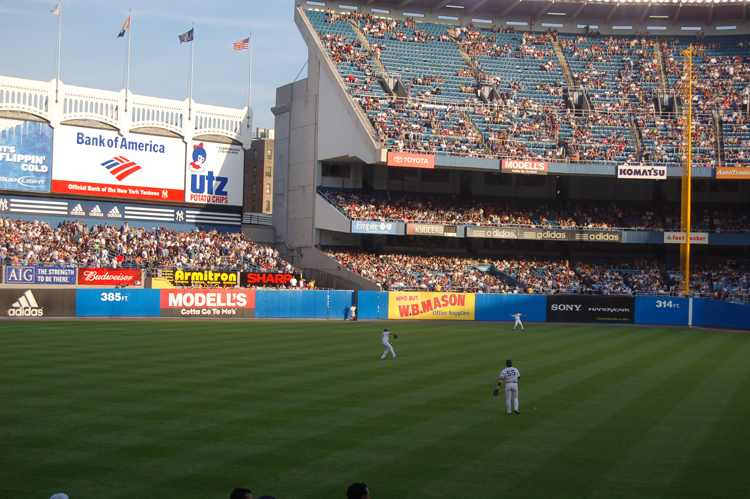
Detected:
left=388, top=292, right=475, bottom=320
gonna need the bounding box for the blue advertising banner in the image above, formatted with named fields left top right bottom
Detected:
left=3, top=266, right=77, bottom=285
left=0, top=118, right=53, bottom=193
left=0, top=194, right=241, bottom=225
left=76, top=289, right=161, bottom=317
left=634, top=297, right=689, bottom=326
left=351, top=220, right=400, bottom=235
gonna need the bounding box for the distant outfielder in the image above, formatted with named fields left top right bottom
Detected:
left=510, top=311, right=527, bottom=331
left=496, top=359, right=520, bottom=415
left=381, top=328, right=398, bottom=359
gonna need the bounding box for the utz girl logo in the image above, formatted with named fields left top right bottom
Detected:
left=189, top=143, right=207, bottom=172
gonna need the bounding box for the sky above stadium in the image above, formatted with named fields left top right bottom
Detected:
left=0, top=0, right=309, bottom=132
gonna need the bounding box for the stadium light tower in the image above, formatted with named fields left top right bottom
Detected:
left=680, top=45, right=693, bottom=297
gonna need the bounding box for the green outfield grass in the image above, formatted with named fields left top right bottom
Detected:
left=1, top=320, right=749, bottom=499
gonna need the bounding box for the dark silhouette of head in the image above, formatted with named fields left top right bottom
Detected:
left=506, top=359, right=512, bottom=367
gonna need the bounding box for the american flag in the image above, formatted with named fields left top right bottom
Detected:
left=233, top=38, right=250, bottom=51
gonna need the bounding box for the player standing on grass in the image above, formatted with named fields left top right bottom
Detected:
left=510, top=311, right=527, bottom=331
left=496, top=359, right=520, bottom=415
left=381, top=328, right=397, bottom=359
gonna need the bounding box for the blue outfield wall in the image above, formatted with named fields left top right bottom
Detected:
left=475, top=294, right=547, bottom=322
left=635, top=297, right=690, bottom=326
left=255, top=290, right=353, bottom=319
left=694, top=299, right=750, bottom=330
left=76, top=289, right=161, bottom=317
left=65, top=290, right=748, bottom=330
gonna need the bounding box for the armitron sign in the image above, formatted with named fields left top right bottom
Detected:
left=501, top=160, right=547, bottom=175
left=716, top=168, right=750, bottom=179
left=387, top=152, right=435, bottom=169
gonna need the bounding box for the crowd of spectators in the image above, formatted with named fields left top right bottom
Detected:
left=325, top=246, right=748, bottom=298
left=321, top=189, right=669, bottom=231
left=0, top=218, right=293, bottom=273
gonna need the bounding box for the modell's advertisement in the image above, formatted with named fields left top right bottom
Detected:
left=184, top=141, right=244, bottom=206
left=160, top=289, right=255, bottom=317
left=51, top=125, right=185, bottom=202
left=0, top=118, right=53, bottom=193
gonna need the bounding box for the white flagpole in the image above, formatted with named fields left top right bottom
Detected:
left=55, top=2, right=62, bottom=103
left=125, top=9, right=131, bottom=112
left=247, top=33, right=253, bottom=131
left=189, top=21, right=194, bottom=120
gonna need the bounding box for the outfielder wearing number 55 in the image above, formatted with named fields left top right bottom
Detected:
left=497, top=359, right=520, bottom=415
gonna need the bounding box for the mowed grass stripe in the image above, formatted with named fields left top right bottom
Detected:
left=352, top=328, right=710, bottom=498
left=1, top=321, right=749, bottom=499
left=585, top=337, right=750, bottom=499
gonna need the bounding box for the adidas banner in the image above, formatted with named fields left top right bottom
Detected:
left=51, top=125, right=186, bottom=203
left=4, top=266, right=76, bottom=285
left=0, top=288, right=76, bottom=317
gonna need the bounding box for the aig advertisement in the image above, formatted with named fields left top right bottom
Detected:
left=51, top=126, right=185, bottom=202
left=160, top=289, right=256, bottom=317
left=388, top=292, right=475, bottom=320
left=0, top=118, right=53, bottom=192
left=547, top=295, right=635, bottom=323
left=185, top=141, right=244, bottom=206
left=4, top=266, right=76, bottom=285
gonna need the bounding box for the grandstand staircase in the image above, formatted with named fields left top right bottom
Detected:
left=653, top=42, right=670, bottom=94
left=551, top=39, right=575, bottom=87
left=346, top=19, right=399, bottom=96
left=713, top=113, right=726, bottom=167
left=459, top=110, right=488, bottom=149
left=629, top=116, right=645, bottom=155
left=449, top=29, right=502, bottom=104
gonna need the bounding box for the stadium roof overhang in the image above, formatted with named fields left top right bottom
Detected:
left=357, top=0, right=750, bottom=24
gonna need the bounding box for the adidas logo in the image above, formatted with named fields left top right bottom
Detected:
left=89, top=205, right=104, bottom=217
left=70, top=204, right=85, bottom=216
left=107, top=206, right=123, bottom=218
left=8, top=290, right=44, bottom=317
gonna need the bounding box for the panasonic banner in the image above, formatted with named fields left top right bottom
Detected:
left=184, top=141, right=244, bottom=206
left=0, top=118, right=53, bottom=192
left=51, top=125, right=186, bottom=202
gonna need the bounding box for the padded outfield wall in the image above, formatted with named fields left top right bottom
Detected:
left=1, top=288, right=748, bottom=330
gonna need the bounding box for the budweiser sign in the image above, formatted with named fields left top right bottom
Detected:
left=77, top=268, right=142, bottom=286
left=387, top=152, right=435, bottom=169
left=501, top=159, right=548, bottom=175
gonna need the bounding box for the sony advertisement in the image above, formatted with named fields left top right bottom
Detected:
left=51, top=125, right=185, bottom=202
left=184, top=141, right=244, bottom=206
left=547, top=295, right=635, bottom=323
left=0, top=118, right=53, bottom=193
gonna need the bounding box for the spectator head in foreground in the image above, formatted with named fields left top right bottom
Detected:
left=50, top=494, right=69, bottom=499
left=347, top=482, right=370, bottom=499
left=230, top=488, right=253, bottom=499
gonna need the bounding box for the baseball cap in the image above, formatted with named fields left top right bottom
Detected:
left=50, top=494, right=69, bottom=499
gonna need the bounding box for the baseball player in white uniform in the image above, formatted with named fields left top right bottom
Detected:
left=497, top=359, right=520, bottom=414
left=510, top=311, right=527, bottom=331
left=381, top=328, right=397, bottom=359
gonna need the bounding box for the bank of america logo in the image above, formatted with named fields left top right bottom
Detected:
left=8, top=290, right=43, bottom=317
left=101, top=156, right=142, bottom=181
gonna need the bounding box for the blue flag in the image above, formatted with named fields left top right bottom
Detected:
left=178, top=28, right=194, bottom=43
